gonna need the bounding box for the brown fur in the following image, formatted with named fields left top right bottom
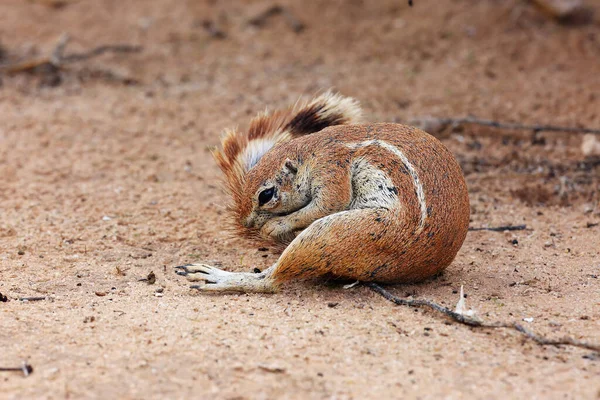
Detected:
left=179, top=95, right=469, bottom=293
left=212, top=92, right=362, bottom=239
left=248, top=124, right=470, bottom=284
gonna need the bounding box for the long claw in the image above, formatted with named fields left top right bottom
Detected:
left=174, top=264, right=193, bottom=276
left=175, top=263, right=277, bottom=293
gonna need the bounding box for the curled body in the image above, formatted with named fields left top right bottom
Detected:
left=176, top=93, right=470, bottom=292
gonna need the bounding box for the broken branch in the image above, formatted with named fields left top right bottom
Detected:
left=201, top=20, right=227, bottom=39
left=247, top=5, right=304, bottom=33
left=410, top=116, right=600, bottom=135
left=0, top=362, right=34, bottom=377
left=19, top=296, right=47, bottom=302
left=367, top=283, right=600, bottom=353
left=367, top=282, right=482, bottom=326
left=468, top=224, right=527, bottom=232
left=0, top=33, right=141, bottom=75
left=60, top=44, right=142, bottom=63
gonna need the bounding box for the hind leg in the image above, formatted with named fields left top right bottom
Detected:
left=270, top=208, right=413, bottom=285
left=176, top=207, right=410, bottom=293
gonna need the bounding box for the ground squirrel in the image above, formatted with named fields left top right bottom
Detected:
left=176, top=92, right=470, bottom=293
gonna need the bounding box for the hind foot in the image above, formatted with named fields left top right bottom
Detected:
left=175, top=263, right=278, bottom=293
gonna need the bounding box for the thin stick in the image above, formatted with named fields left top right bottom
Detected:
left=61, top=44, right=142, bottom=63
left=19, top=296, right=46, bottom=302
left=365, top=282, right=482, bottom=326
left=367, top=282, right=600, bottom=353
left=247, top=5, right=283, bottom=26
left=468, top=224, right=527, bottom=232
left=2, top=34, right=69, bottom=73
left=281, top=8, right=305, bottom=32
left=1, top=34, right=141, bottom=74
left=247, top=5, right=304, bottom=32
left=460, top=116, right=600, bottom=134
left=0, top=362, right=34, bottom=377
left=441, top=117, right=600, bottom=135
left=367, top=282, right=483, bottom=327
left=201, top=20, right=227, bottom=39
left=50, top=33, right=70, bottom=66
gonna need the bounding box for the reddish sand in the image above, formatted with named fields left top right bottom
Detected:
left=1, top=1, right=599, bottom=398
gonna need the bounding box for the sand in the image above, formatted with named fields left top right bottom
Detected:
left=1, top=1, right=599, bottom=398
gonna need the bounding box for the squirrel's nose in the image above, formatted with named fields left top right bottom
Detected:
left=243, top=213, right=256, bottom=228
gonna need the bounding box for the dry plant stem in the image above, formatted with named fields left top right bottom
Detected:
left=281, top=8, right=305, bottom=32
left=247, top=5, right=304, bottom=32
left=201, top=20, right=227, bottom=39
left=367, top=282, right=483, bottom=326
left=247, top=5, right=283, bottom=26
left=0, top=362, right=34, bottom=377
left=438, top=117, right=600, bottom=135
left=367, top=283, right=600, bottom=353
left=19, top=296, right=46, bottom=302
left=468, top=224, right=527, bottom=232
left=61, top=44, right=142, bottom=63
left=1, top=33, right=141, bottom=74
left=50, top=33, right=70, bottom=65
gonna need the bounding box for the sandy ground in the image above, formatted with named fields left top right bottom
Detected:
left=1, top=0, right=599, bottom=398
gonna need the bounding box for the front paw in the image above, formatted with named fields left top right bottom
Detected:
left=261, top=217, right=294, bottom=242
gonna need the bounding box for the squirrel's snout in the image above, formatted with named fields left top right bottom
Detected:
left=243, top=214, right=255, bottom=228
left=244, top=212, right=270, bottom=230
left=243, top=212, right=262, bottom=229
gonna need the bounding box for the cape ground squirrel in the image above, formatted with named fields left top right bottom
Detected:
left=176, top=92, right=470, bottom=293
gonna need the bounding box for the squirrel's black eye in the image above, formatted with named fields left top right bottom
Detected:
left=258, top=187, right=275, bottom=206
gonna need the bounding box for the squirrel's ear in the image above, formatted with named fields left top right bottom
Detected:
left=284, top=91, right=363, bottom=137
left=284, top=159, right=298, bottom=174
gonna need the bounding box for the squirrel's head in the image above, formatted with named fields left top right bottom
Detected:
left=212, top=91, right=362, bottom=240
left=240, top=154, right=306, bottom=231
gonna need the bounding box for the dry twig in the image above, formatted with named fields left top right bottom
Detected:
left=248, top=5, right=304, bottom=33
left=201, top=20, right=227, bottom=39
left=367, top=282, right=600, bottom=353
left=19, top=296, right=47, bottom=302
left=468, top=224, right=527, bottom=232
left=61, top=44, right=142, bottom=63
left=0, top=33, right=141, bottom=79
left=29, top=0, right=78, bottom=9
left=410, top=116, right=600, bottom=135
left=0, top=362, right=34, bottom=377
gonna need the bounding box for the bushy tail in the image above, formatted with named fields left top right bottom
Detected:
left=283, top=91, right=363, bottom=137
